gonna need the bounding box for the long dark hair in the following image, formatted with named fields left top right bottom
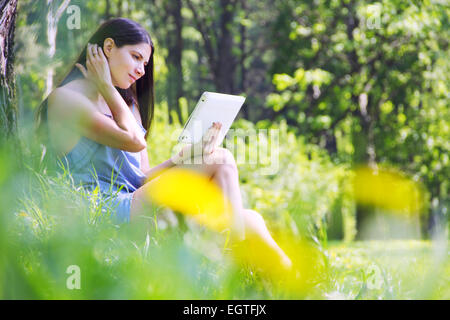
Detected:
left=35, top=18, right=155, bottom=142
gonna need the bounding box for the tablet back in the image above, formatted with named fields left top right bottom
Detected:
left=178, top=92, right=246, bottom=146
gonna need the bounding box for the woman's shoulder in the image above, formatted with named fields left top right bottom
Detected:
left=46, top=81, right=101, bottom=144
left=46, top=84, right=87, bottom=156
left=48, top=83, right=78, bottom=111
left=48, top=80, right=88, bottom=105
left=48, top=81, right=103, bottom=117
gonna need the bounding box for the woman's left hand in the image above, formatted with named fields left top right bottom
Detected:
left=172, top=122, right=222, bottom=165
left=75, top=43, right=113, bottom=91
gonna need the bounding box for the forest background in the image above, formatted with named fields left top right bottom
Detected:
left=0, top=0, right=448, bottom=299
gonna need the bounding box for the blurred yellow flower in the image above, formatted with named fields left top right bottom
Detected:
left=145, top=168, right=232, bottom=231
left=145, top=168, right=327, bottom=297
left=231, top=233, right=326, bottom=297
left=353, top=166, right=425, bottom=216
left=18, top=211, right=28, bottom=217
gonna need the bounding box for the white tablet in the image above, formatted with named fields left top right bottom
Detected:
left=178, top=92, right=246, bottom=147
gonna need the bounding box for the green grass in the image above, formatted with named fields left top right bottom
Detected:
left=6, top=169, right=449, bottom=300
left=325, top=240, right=450, bottom=299
left=1, top=124, right=448, bottom=300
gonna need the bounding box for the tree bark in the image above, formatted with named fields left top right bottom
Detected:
left=0, top=0, right=18, bottom=143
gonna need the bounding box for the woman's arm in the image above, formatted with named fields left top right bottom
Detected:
left=48, top=88, right=146, bottom=152
left=140, top=146, right=175, bottom=182
left=97, top=83, right=145, bottom=145
left=75, top=43, right=146, bottom=149
left=139, top=122, right=222, bottom=182
left=142, top=158, right=176, bottom=182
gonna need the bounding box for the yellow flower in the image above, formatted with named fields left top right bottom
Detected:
left=145, top=168, right=232, bottom=231
left=231, top=233, right=326, bottom=297
left=353, top=166, right=425, bottom=216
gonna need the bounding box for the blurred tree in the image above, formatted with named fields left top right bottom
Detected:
left=181, top=0, right=282, bottom=122
left=0, top=0, right=17, bottom=143
left=233, top=0, right=278, bottom=121
left=165, top=0, right=184, bottom=122
left=0, top=0, right=18, bottom=143
left=267, top=0, right=449, bottom=238
left=149, top=0, right=184, bottom=123
left=185, top=0, right=239, bottom=94
left=135, top=0, right=185, bottom=122
left=10, top=0, right=448, bottom=240
left=44, top=0, right=71, bottom=97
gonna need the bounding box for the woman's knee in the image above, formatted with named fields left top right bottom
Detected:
left=211, top=148, right=238, bottom=174
left=243, top=209, right=267, bottom=234
left=213, top=162, right=239, bottom=182
left=176, top=147, right=239, bottom=184
left=217, top=147, right=237, bottom=166
left=202, top=147, right=235, bottom=165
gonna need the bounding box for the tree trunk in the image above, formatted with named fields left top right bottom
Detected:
left=186, top=0, right=238, bottom=95
left=216, top=0, right=236, bottom=93
left=104, top=0, right=111, bottom=19
left=239, top=0, right=248, bottom=119
left=45, top=0, right=71, bottom=97
left=352, top=93, right=380, bottom=240
left=324, top=130, right=337, bottom=154
left=117, top=0, right=123, bottom=17
left=166, top=0, right=183, bottom=123
left=0, top=0, right=18, bottom=144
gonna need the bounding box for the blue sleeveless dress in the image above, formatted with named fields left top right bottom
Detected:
left=58, top=103, right=147, bottom=223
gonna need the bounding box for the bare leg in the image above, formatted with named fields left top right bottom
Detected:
left=130, top=148, right=239, bottom=221
left=204, top=149, right=246, bottom=239
left=166, top=147, right=246, bottom=239
left=241, top=209, right=292, bottom=270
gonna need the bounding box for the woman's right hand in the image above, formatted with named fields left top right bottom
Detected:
left=75, top=43, right=113, bottom=91
left=172, top=122, right=222, bottom=165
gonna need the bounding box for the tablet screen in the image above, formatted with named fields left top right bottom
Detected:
left=178, top=92, right=246, bottom=147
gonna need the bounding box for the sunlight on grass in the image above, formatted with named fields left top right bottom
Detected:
left=327, top=240, right=449, bottom=299
left=1, top=126, right=447, bottom=300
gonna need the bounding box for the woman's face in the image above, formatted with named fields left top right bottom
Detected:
left=103, top=39, right=152, bottom=89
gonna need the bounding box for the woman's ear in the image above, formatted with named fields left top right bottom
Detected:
left=103, top=38, right=115, bottom=58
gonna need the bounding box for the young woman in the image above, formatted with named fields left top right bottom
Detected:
left=36, top=18, right=291, bottom=269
